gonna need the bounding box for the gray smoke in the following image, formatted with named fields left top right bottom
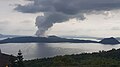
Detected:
left=15, top=0, right=120, bottom=36
left=35, top=12, right=85, bottom=36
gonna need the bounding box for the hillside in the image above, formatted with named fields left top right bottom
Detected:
left=24, top=48, right=120, bottom=67
left=0, top=52, right=16, bottom=67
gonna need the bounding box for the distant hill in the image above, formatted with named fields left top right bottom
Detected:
left=99, top=37, right=120, bottom=45
left=0, top=36, right=98, bottom=44
left=0, top=36, right=119, bottom=45
left=0, top=34, right=22, bottom=38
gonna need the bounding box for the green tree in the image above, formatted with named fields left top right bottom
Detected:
left=17, top=50, right=25, bottom=67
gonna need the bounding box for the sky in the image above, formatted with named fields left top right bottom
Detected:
left=1, top=0, right=120, bottom=37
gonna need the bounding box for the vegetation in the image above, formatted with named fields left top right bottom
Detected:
left=16, top=50, right=25, bottom=67
left=9, top=50, right=25, bottom=67
left=24, top=48, right=120, bottom=67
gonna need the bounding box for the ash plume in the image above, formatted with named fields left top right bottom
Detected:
left=35, top=12, right=85, bottom=36
left=14, top=0, right=120, bottom=36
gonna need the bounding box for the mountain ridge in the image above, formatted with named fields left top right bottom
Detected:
left=0, top=36, right=98, bottom=44
left=0, top=36, right=119, bottom=45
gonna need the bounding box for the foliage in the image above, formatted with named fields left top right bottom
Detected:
left=24, top=48, right=120, bottom=67
left=16, top=50, right=25, bottom=67
left=9, top=50, right=25, bottom=67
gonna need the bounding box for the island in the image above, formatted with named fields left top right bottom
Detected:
left=0, top=36, right=119, bottom=45
left=99, top=37, right=120, bottom=45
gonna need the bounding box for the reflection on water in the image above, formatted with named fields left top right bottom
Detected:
left=0, top=43, right=120, bottom=60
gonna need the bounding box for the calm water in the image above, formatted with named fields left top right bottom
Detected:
left=0, top=43, right=120, bottom=60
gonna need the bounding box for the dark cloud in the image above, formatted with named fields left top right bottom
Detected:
left=14, top=0, right=120, bottom=36
left=15, top=0, right=120, bottom=14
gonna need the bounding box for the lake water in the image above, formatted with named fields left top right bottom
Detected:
left=0, top=43, right=120, bottom=60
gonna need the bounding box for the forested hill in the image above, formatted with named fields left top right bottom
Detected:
left=24, top=48, right=120, bottom=67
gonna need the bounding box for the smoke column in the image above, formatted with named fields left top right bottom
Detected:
left=35, top=12, right=85, bottom=36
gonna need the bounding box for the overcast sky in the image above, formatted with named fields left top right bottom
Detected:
left=1, top=0, right=120, bottom=37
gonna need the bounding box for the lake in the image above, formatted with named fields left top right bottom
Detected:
left=0, top=43, right=120, bottom=60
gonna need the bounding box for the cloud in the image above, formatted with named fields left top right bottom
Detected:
left=15, top=0, right=120, bottom=14
left=0, top=21, right=9, bottom=25
left=111, top=27, right=120, bottom=30
left=14, top=0, right=120, bottom=36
